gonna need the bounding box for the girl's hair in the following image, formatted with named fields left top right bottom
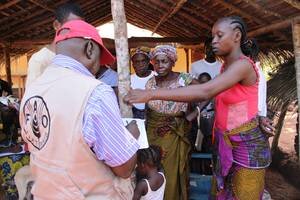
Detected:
left=137, top=145, right=162, bottom=168
left=218, top=16, right=259, bottom=60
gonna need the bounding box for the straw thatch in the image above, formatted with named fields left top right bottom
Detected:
left=267, top=59, right=296, bottom=112
left=0, top=0, right=299, bottom=58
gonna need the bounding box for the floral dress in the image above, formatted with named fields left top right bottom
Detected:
left=145, top=72, right=193, bottom=200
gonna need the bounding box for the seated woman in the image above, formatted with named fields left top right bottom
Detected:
left=0, top=143, right=30, bottom=199
left=145, top=45, right=197, bottom=200
left=0, top=86, right=20, bottom=147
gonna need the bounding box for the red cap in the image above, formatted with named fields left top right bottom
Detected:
left=54, top=20, right=115, bottom=65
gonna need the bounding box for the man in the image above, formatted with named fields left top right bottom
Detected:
left=191, top=38, right=222, bottom=79
left=25, top=3, right=84, bottom=88
left=20, top=20, right=139, bottom=199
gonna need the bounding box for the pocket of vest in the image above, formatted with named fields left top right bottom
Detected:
left=33, top=167, right=85, bottom=200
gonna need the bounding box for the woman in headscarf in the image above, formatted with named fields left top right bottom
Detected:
left=145, top=45, right=197, bottom=200
left=130, top=47, right=155, bottom=119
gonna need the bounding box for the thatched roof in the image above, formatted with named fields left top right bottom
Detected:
left=0, top=0, right=299, bottom=58
left=267, top=59, right=297, bottom=112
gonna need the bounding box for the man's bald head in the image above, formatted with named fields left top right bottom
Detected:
left=56, top=38, right=101, bottom=76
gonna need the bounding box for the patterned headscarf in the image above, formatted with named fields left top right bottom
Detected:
left=150, top=45, right=177, bottom=63
left=130, top=46, right=151, bottom=59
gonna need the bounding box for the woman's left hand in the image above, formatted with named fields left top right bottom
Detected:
left=259, top=116, right=275, bottom=137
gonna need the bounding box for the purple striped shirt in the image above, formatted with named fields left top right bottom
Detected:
left=52, top=54, right=139, bottom=167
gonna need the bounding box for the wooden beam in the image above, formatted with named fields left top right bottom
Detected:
left=2, top=17, right=53, bottom=39
left=292, top=19, right=300, bottom=159
left=0, top=5, right=53, bottom=33
left=249, top=16, right=300, bottom=37
left=145, top=0, right=211, bottom=31
left=28, top=0, right=54, bottom=12
left=128, top=37, right=203, bottom=43
left=215, top=0, right=264, bottom=24
left=3, top=46, right=12, bottom=86
left=242, top=0, right=282, bottom=19
left=0, top=0, right=20, bottom=10
left=152, top=0, right=187, bottom=34
left=215, top=0, right=288, bottom=41
left=6, top=37, right=206, bottom=50
left=111, top=0, right=132, bottom=117
left=282, top=0, right=300, bottom=10
left=126, top=1, right=197, bottom=37
left=1, top=11, right=10, bottom=17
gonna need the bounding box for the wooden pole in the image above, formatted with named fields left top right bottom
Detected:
left=3, top=46, right=12, bottom=86
left=249, top=16, right=300, bottom=37
left=184, top=48, right=189, bottom=73
left=111, top=0, right=132, bottom=117
left=292, top=19, right=300, bottom=159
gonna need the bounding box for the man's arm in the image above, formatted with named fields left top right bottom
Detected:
left=111, top=120, right=140, bottom=178
left=83, top=84, right=139, bottom=178
left=111, top=154, right=137, bottom=178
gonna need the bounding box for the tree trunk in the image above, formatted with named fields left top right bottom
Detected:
left=292, top=20, right=300, bottom=159
left=111, top=0, right=132, bottom=117
left=271, top=102, right=290, bottom=155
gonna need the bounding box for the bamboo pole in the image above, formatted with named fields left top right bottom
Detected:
left=111, top=0, right=132, bottom=117
left=292, top=19, right=300, bottom=159
left=3, top=46, right=12, bottom=86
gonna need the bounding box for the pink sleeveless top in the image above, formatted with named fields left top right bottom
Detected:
left=215, top=56, right=259, bottom=132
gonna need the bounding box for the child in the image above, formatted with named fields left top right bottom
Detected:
left=186, top=72, right=214, bottom=153
left=133, top=145, right=166, bottom=200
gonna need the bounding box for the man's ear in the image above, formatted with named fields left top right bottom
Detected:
left=84, top=40, right=94, bottom=60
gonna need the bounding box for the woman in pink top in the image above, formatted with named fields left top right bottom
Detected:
left=125, top=16, right=271, bottom=200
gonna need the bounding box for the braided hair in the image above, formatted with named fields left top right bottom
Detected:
left=137, top=145, right=162, bottom=169
left=219, top=16, right=259, bottom=60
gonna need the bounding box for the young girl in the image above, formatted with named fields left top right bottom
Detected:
left=133, top=145, right=166, bottom=200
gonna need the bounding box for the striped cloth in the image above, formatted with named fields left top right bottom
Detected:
left=52, top=54, right=139, bottom=167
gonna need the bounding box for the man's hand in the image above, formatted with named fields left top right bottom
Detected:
left=126, top=120, right=140, bottom=139
left=259, top=116, right=275, bottom=137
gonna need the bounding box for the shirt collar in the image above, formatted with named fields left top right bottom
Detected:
left=52, top=54, right=94, bottom=77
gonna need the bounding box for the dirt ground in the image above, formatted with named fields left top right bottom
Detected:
left=265, top=111, right=300, bottom=200
left=266, top=168, right=300, bottom=200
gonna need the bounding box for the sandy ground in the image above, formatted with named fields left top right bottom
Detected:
left=266, top=111, right=300, bottom=200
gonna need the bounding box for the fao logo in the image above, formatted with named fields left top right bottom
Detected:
left=22, top=96, right=50, bottom=150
